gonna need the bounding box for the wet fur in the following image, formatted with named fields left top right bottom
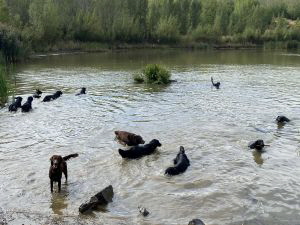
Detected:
left=21, top=96, right=33, bottom=112
left=248, top=139, right=265, bottom=152
left=211, top=77, right=220, bottom=89
left=165, top=146, right=190, bottom=176
left=115, top=131, right=145, bottom=146
left=118, top=139, right=161, bottom=159
left=49, top=153, right=78, bottom=192
left=8, top=96, right=22, bottom=112
left=276, top=116, right=290, bottom=124
left=76, top=87, right=86, bottom=96
left=43, top=91, right=63, bottom=102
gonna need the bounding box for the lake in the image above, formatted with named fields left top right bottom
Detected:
left=0, top=49, right=300, bottom=225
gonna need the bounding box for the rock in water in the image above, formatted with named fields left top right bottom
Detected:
left=79, top=185, right=113, bottom=213
left=188, top=219, right=205, bottom=225
left=138, top=206, right=149, bottom=217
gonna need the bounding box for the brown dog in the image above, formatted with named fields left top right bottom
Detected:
left=114, top=131, right=145, bottom=146
left=49, top=153, right=78, bottom=192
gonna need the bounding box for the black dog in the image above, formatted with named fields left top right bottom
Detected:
left=43, top=91, right=63, bottom=102
left=248, top=139, right=269, bottom=152
left=165, top=146, right=190, bottom=176
left=21, top=96, right=33, bottom=112
left=33, top=89, right=42, bottom=98
left=118, top=139, right=161, bottom=159
left=211, top=76, right=220, bottom=89
left=276, top=116, right=290, bottom=124
left=8, top=96, right=22, bottom=112
left=76, top=87, right=86, bottom=96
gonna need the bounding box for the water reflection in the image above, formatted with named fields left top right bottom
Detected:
left=50, top=191, right=68, bottom=215
left=252, top=150, right=264, bottom=165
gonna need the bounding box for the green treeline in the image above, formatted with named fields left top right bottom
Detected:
left=0, top=0, right=300, bottom=59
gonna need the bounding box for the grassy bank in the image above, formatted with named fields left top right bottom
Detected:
left=29, top=39, right=300, bottom=56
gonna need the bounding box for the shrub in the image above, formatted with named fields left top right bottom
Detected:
left=133, top=64, right=171, bottom=85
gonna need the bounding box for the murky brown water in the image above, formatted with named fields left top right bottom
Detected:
left=0, top=49, right=300, bottom=225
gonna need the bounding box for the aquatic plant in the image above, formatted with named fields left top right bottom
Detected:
left=134, top=64, right=171, bottom=85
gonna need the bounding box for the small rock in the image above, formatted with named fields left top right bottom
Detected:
left=79, top=185, right=114, bottom=213
left=188, top=218, right=205, bottom=225
left=138, top=206, right=149, bottom=217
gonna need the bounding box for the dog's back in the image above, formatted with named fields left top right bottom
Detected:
left=9, top=97, right=22, bottom=111
left=52, top=91, right=62, bottom=100
left=115, top=131, right=145, bottom=146
left=118, top=139, right=161, bottom=159
left=21, top=97, right=33, bottom=112
left=43, top=95, right=53, bottom=102
left=165, top=146, right=190, bottom=176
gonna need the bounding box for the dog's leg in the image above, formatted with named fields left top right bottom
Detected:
left=58, top=180, right=61, bottom=192
left=64, top=164, right=68, bottom=181
left=64, top=170, right=68, bottom=181
left=50, top=180, right=53, bottom=192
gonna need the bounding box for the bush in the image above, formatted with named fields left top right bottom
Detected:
left=133, top=64, right=171, bottom=85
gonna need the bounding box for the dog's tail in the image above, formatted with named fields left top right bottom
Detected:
left=63, top=153, right=79, bottom=161
left=211, top=77, right=214, bottom=85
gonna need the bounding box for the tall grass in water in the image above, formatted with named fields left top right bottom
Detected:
left=0, top=65, right=9, bottom=106
left=134, top=64, right=171, bottom=85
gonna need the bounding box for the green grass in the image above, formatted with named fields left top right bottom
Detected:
left=134, top=64, right=171, bottom=85
left=0, top=65, right=9, bottom=106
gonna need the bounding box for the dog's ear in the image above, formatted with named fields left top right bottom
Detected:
left=50, top=156, right=54, bottom=165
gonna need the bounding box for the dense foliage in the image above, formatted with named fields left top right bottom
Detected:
left=134, top=64, right=171, bottom=84
left=0, top=0, right=299, bottom=55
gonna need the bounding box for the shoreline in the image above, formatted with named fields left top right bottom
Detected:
left=29, top=41, right=264, bottom=58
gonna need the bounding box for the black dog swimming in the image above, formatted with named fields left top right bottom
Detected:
left=76, top=87, right=86, bottom=96
left=33, top=89, right=42, bottom=98
left=8, top=96, right=22, bottom=112
left=118, top=139, right=161, bottom=159
left=211, top=76, right=220, bottom=89
left=21, top=96, right=33, bottom=112
left=42, top=91, right=63, bottom=102
left=165, top=146, right=190, bottom=176
left=248, top=139, right=269, bottom=152
left=276, top=116, right=290, bottom=124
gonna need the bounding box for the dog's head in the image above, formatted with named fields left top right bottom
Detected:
left=81, top=87, right=86, bottom=94
left=27, top=96, right=33, bottom=102
left=150, top=139, right=161, bottom=147
left=36, top=89, right=42, bottom=95
left=50, top=155, right=63, bottom=169
left=134, top=135, right=145, bottom=145
left=15, top=96, right=22, bottom=102
left=55, top=91, right=63, bottom=97
left=179, top=146, right=185, bottom=154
